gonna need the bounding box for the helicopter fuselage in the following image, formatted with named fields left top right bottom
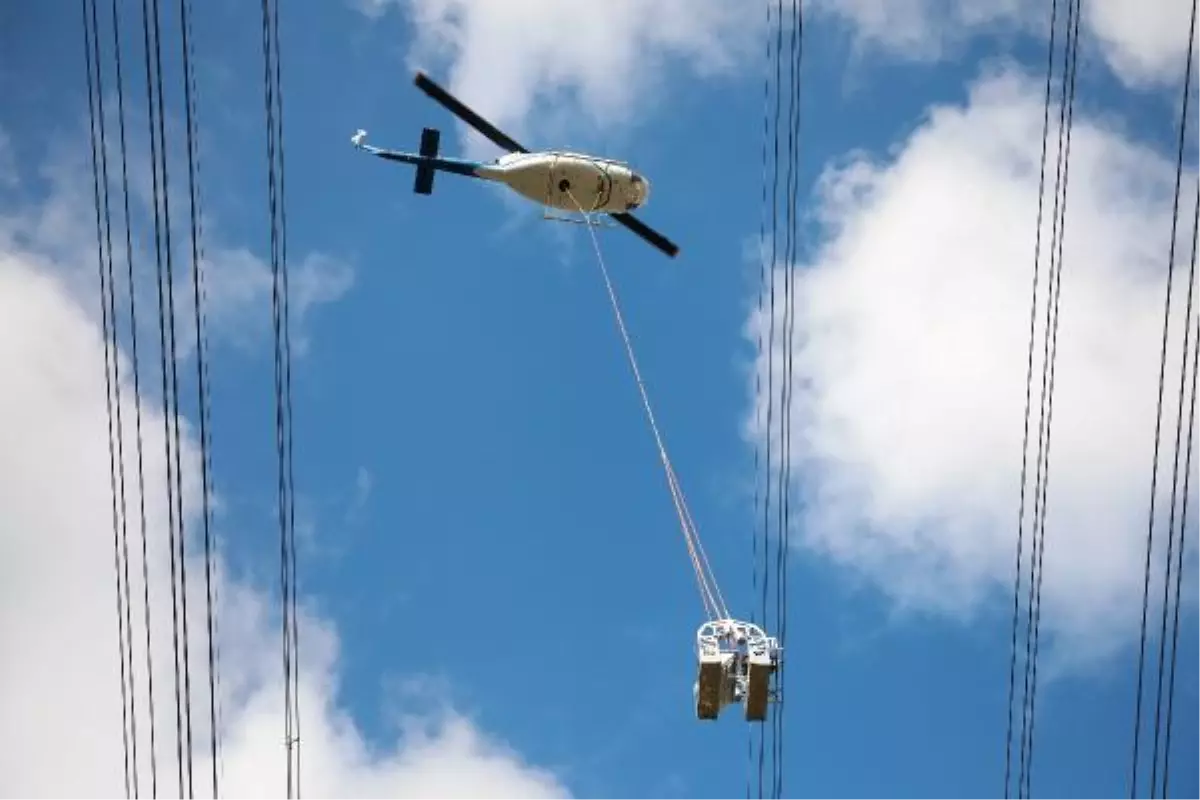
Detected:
left=477, top=151, right=650, bottom=214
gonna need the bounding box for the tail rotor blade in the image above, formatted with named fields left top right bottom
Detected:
left=413, top=71, right=528, bottom=154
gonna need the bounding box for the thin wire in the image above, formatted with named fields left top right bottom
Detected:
left=1004, top=0, right=1059, bottom=791
left=1160, top=187, right=1199, bottom=799
left=102, top=3, right=145, bottom=796
left=1151, top=177, right=1197, bottom=799
left=668, top=464, right=730, bottom=618
left=134, top=1, right=166, bottom=796
left=567, top=190, right=726, bottom=622
left=257, top=1, right=298, bottom=793
left=1130, top=1, right=1195, bottom=790
left=1015, top=0, right=1077, bottom=791
left=750, top=0, right=777, bottom=744
left=269, top=0, right=303, bottom=789
left=749, top=0, right=777, bottom=637
left=175, top=0, right=220, bottom=793
left=105, top=0, right=154, bottom=796
left=1019, top=6, right=1081, bottom=794
left=259, top=8, right=292, bottom=797
left=82, top=0, right=134, bottom=792
left=759, top=4, right=785, bottom=794
left=666, top=465, right=725, bottom=620
left=149, top=0, right=198, bottom=789
left=567, top=193, right=722, bottom=620
left=138, top=0, right=187, bottom=790
left=761, top=0, right=786, bottom=629
left=773, top=1, right=803, bottom=795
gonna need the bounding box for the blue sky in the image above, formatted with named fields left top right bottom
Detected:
left=1, top=0, right=1198, bottom=797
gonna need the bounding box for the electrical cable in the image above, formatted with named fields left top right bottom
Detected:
left=1017, top=5, right=1082, bottom=793
left=81, top=0, right=135, bottom=792
left=100, top=0, right=147, bottom=796
left=1150, top=178, right=1198, bottom=800
left=258, top=0, right=301, bottom=793
left=108, top=0, right=161, bottom=790
left=773, top=1, right=803, bottom=794
left=747, top=3, right=776, bottom=793
left=88, top=0, right=227, bottom=794
left=138, top=0, right=190, bottom=790
left=1130, top=2, right=1196, bottom=792
left=175, top=0, right=221, bottom=792
left=1159, top=187, right=1199, bottom=800
left=757, top=3, right=786, bottom=795
left=1003, top=0, right=1060, bottom=790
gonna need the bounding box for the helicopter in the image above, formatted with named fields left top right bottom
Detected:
left=351, top=71, right=680, bottom=258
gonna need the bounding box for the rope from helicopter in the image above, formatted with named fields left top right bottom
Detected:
left=565, top=187, right=782, bottom=725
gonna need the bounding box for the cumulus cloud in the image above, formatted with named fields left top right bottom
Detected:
left=746, top=64, right=1199, bottom=666
left=353, top=0, right=1195, bottom=150
left=201, top=247, right=355, bottom=356
left=807, top=0, right=1197, bottom=89
left=0, top=233, right=567, bottom=797
left=359, top=0, right=756, bottom=157
left=813, top=0, right=1037, bottom=61
left=1086, top=0, right=1199, bottom=87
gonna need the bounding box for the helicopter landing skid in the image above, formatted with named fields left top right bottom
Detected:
left=541, top=210, right=614, bottom=228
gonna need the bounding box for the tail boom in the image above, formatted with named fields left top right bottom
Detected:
left=352, top=127, right=483, bottom=193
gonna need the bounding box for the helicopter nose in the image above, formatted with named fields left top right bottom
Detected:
left=627, top=173, right=650, bottom=209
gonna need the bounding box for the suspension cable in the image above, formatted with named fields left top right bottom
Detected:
left=567, top=190, right=729, bottom=623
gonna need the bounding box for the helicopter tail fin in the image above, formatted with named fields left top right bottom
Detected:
left=413, top=127, right=440, bottom=195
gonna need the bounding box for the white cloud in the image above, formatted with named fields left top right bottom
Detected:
left=361, top=0, right=756, bottom=158
left=353, top=0, right=1196, bottom=152
left=807, top=0, right=1197, bottom=88
left=201, top=247, right=355, bottom=356
left=0, top=119, right=354, bottom=361
left=812, top=0, right=1037, bottom=62
left=0, top=237, right=568, bottom=797
left=1085, top=0, right=1198, bottom=87
left=746, top=65, right=1199, bottom=666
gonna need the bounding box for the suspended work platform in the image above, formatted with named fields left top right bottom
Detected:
left=694, top=619, right=781, bottom=722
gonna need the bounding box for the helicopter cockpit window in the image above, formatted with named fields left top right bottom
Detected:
left=626, top=173, right=649, bottom=209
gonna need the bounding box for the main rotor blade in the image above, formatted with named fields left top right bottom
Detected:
left=413, top=71, right=528, bottom=154
left=610, top=212, right=680, bottom=258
